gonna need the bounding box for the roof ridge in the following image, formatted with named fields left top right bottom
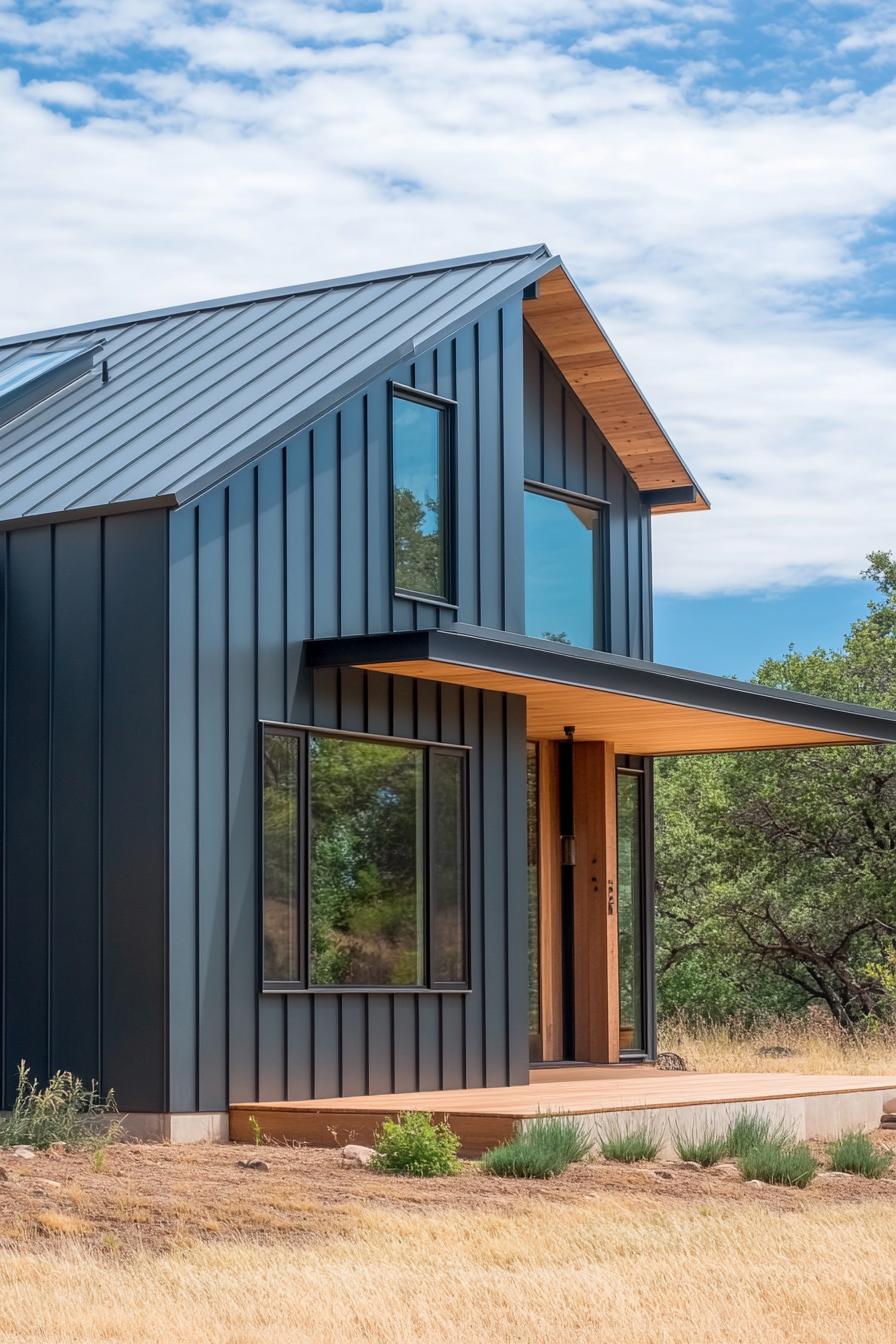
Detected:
left=0, top=244, right=551, bottom=349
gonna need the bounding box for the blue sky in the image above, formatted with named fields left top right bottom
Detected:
left=0, top=0, right=895, bottom=675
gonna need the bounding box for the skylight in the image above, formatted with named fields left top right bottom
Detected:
left=0, top=343, right=103, bottom=429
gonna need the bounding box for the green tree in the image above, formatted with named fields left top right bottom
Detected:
left=393, top=486, right=442, bottom=594
left=656, top=553, right=896, bottom=1027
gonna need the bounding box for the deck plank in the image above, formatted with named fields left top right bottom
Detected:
left=229, top=1064, right=896, bottom=1128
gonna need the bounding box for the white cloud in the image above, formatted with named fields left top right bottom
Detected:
left=575, top=23, right=685, bottom=52
left=19, top=78, right=98, bottom=107
left=0, top=2, right=894, bottom=596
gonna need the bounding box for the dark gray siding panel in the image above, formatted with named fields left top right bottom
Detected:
left=101, top=512, right=168, bottom=1111
left=522, top=328, right=653, bottom=659
left=165, top=303, right=532, bottom=1110
left=1, top=511, right=167, bottom=1112
left=50, top=522, right=101, bottom=1086
left=168, top=485, right=529, bottom=1107
left=3, top=527, right=52, bottom=1093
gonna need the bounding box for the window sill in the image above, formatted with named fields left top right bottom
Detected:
left=394, top=589, right=459, bottom=611
left=262, top=984, right=471, bottom=995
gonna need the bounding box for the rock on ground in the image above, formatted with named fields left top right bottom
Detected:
left=341, top=1144, right=376, bottom=1168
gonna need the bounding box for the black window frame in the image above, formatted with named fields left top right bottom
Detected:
left=259, top=721, right=471, bottom=993
left=389, top=382, right=458, bottom=609
left=523, top=480, right=609, bottom=652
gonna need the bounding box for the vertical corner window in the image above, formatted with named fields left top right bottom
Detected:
left=262, top=730, right=301, bottom=984
left=260, top=725, right=469, bottom=991
left=391, top=388, right=453, bottom=602
left=616, top=770, right=644, bottom=1053
left=524, top=486, right=604, bottom=649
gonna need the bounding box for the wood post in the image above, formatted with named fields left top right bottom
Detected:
left=572, top=740, right=619, bottom=1063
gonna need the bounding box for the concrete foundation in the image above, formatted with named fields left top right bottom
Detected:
left=119, top=1111, right=230, bottom=1143
left=536, top=1087, right=896, bottom=1160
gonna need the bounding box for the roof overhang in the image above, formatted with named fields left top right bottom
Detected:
left=305, top=626, right=896, bottom=756
left=523, top=263, right=708, bottom=515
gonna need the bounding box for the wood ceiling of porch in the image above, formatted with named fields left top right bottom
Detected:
left=357, top=657, right=871, bottom=756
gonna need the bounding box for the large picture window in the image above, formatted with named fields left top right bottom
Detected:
left=391, top=386, right=454, bottom=602
left=261, top=725, right=468, bottom=990
left=524, top=484, right=604, bottom=649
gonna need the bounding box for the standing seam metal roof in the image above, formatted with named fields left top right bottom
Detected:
left=0, top=245, right=553, bottom=524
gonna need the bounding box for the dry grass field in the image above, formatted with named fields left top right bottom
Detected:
left=1, top=1137, right=896, bottom=1344
left=660, top=1013, right=896, bottom=1076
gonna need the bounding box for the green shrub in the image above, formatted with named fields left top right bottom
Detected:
left=481, top=1114, right=592, bottom=1178
left=0, top=1061, right=120, bottom=1151
left=371, top=1111, right=461, bottom=1177
left=738, top=1139, right=817, bottom=1188
left=671, top=1123, right=728, bottom=1167
left=827, top=1130, right=894, bottom=1180
left=598, top=1119, right=662, bottom=1163
left=725, top=1110, right=793, bottom=1160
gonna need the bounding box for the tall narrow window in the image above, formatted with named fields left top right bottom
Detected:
left=429, top=751, right=466, bottom=986
left=616, top=771, right=644, bottom=1052
left=392, top=389, right=452, bottom=601
left=262, top=732, right=301, bottom=983
left=260, top=725, right=470, bottom=991
left=524, top=486, right=603, bottom=649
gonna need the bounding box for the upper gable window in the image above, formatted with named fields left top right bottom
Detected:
left=524, top=484, right=605, bottom=649
left=391, top=386, right=455, bottom=603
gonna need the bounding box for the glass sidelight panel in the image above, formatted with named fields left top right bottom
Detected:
left=616, top=771, right=644, bottom=1052
left=527, top=742, right=542, bottom=1060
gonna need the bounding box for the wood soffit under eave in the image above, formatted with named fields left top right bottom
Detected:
left=523, top=266, right=708, bottom=515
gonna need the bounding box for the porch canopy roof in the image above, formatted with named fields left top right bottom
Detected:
left=305, top=625, right=896, bottom=756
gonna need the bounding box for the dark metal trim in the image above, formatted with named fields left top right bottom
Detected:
left=259, top=718, right=472, bottom=754
left=304, top=626, right=896, bottom=745
left=524, top=479, right=610, bottom=510
left=643, top=486, right=698, bottom=509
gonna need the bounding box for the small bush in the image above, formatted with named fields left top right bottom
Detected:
left=671, top=1123, right=728, bottom=1167
left=599, top=1119, right=662, bottom=1163
left=481, top=1114, right=592, bottom=1178
left=738, top=1139, right=817, bottom=1188
left=725, top=1110, right=793, bottom=1160
left=827, top=1130, right=893, bottom=1180
left=371, top=1111, right=461, bottom=1177
left=0, top=1061, right=119, bottom=1151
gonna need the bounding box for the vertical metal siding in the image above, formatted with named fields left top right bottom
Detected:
left=522, top=328, right=653, bottom=659
left=167, top=302, right=530, bottom=1109
left=1, top=511, right=168, bottom=1112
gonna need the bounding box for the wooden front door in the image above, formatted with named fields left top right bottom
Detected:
left=528, top=738, right=619, bottom=1064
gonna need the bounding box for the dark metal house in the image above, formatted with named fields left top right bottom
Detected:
left=1, top=245, right=894, bottom=1138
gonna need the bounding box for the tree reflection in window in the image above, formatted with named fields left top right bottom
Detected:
left=309, top=735, right=425, bottom=987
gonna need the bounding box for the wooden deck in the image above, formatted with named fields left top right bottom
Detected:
left=230, top=1066, right=896, bottom=1155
